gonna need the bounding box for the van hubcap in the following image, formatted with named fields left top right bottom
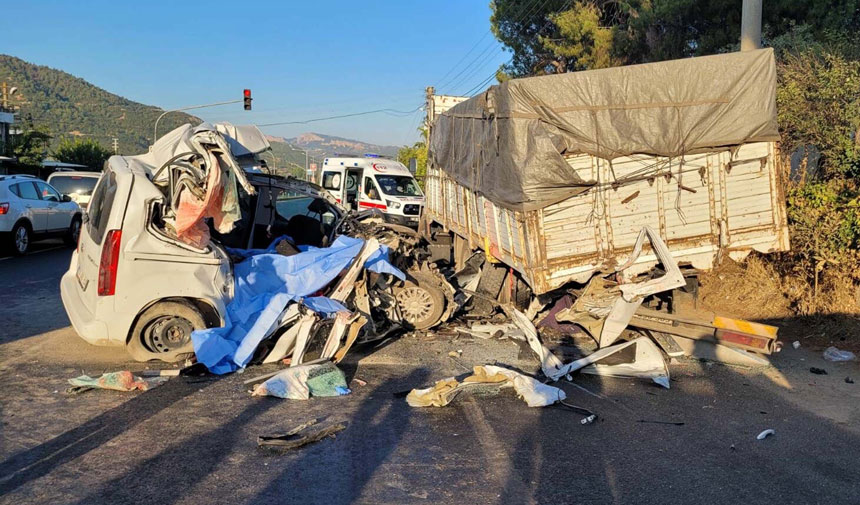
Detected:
left=144, top=316, right=193, bottom=353
left=396, top=286, right=434, bottom=323
left=15, top=227, right=28, bottom=252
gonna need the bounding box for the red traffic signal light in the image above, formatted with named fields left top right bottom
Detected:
left=243, top=89, right=252, bottom=110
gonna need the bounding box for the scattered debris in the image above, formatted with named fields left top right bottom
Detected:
left=810, top=367, right=828, bottom=375
left=846, top=377, right=854, bottom=384
left=406, top=365, right=566, bottom=408
left=792, top=341, right=801, bottom=350
left=823, top=346, right=856, bottom=362
left=252, top=362, right=350, bottom=399
left=258, top=418, right=347, bottom=451
left=756, top=429, right=775, bottom=440
left=66, top=371, right=169, bottom=394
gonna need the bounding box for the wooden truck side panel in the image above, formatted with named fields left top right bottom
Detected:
left=424, top=141, right=789, bottom=294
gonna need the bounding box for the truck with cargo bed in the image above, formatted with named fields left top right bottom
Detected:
left=420, top=48, right=789, bottom=295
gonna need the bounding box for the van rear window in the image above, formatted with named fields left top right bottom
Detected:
left=86, top=171, right=118, bottom=245
left=50, top=175, right=99, bottom=196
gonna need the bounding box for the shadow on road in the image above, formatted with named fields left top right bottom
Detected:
left=0, top=376, right=222, bottom=495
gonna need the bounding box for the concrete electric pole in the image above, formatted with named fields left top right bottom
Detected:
left=740, top=0, right=763, bottom=51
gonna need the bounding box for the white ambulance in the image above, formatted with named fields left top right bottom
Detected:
left=319, top=155, right=424, bottom=227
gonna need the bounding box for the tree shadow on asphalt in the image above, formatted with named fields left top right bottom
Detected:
left=59, top=388, right=282, bottom=505
left=0, top=376, right=223, bottom=495
left=242, top=367, right=431, bottom=505
left=493, top=336, right=860, bottom=505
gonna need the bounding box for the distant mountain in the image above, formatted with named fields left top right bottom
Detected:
left=273, top=132, right=400, bottom=160
left=0, top=55, right=400, bottom=172
left=0, top=54, right=198, bottom=155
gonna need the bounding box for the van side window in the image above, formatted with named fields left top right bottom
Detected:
left=87, top=171, right=118, bottom=245
left=322, top=171, right=341, bottom=191
left=363, top=177, right=380, bottom=201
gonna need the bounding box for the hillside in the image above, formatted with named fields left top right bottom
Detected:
left=279, top=132, right=399, bottom=160
left=0, top=54, right=198, bottom=155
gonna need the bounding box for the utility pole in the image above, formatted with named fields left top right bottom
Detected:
left=740, top=0, right=762, bottom=51
left=112, top=137, right=119, bottom=154
left=1, top=82, right=7, bottom=110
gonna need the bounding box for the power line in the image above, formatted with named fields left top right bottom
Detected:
left=255, top=105, right=422, bottom=128
left=436, top=0, right=547, bottom=94
left=460, top=0, right=569, bottom=97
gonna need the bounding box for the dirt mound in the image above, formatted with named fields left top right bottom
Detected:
left=698, top=254, right=792, bottom=320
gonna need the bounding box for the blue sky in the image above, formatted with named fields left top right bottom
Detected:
left=2, top=1, right=509, bottom=146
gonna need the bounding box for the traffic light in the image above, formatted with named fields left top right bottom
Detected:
left=243, top=89, right=252, bottom=110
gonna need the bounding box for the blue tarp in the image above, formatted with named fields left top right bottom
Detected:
left=192, top=235, right=405, bottom=374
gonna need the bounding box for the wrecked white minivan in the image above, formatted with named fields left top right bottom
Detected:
left=61, top=123, right=451, bottom=362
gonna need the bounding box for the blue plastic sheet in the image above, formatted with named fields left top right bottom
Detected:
left=192, top=235, right=404, bottom=374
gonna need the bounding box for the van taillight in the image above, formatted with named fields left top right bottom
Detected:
left=97, top=230, right=122, bottom=296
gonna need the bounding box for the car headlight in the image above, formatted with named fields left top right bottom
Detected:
left=386, top=199, right=401, bottom=209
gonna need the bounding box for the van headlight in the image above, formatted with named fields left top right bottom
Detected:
left=386, top=200, right=401, bottom=209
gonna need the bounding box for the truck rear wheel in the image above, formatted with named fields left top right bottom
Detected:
left=127, top=301, right=205, bottom=362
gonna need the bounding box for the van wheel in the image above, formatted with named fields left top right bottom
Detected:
left=128, top=301, right=205, bottom=362
left=64, top=216, right=81, bottom=247
left=393, top=274, right=445, bottom=330
left=11, top=222, right=31, bottom=256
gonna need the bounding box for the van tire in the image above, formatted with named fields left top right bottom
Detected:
left=127, top=301, right=205, bottom=363
left=64, top=215, right=82, bottom=247
left=393, top=274, right=446, bottom=330
left=10, top=221, right=31, bottom=256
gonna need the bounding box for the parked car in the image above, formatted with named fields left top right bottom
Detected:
left=47, top=171, right=102, bottom=210
left=0, top=174, right=82, bottom=255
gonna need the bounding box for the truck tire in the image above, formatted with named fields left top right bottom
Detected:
left=394, top=274, right=446, bottom=330
left=127, top=301, right=206, bottom=362
left=469, top=262, right=508, bottom=316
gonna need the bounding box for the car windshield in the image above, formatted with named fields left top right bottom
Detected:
left=49, top=175, right=99, bottom=196
left=374, top=175, right=422, bottom=197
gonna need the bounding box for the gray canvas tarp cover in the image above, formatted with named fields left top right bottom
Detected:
left=428, top=48, right=779, bottom=211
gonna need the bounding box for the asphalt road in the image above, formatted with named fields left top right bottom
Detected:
left=1, top=248, right=859, bottom=504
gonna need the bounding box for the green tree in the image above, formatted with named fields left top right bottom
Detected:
left=398, top=141, right=427, bottom=179
left=52, top=138, right=112, bottom=170
left=490, top=0, right=860, bottom=77
left=7, top=127, right=52, bottom=166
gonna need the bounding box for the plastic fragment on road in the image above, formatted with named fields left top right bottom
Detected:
left=406, top=365, right=566, bottom=408
left=66, top=371, right=169, bottom=393
left=756, top=429, right=775, bottom=440
left=191, top=235, right=404, bottom=375
left=792, top=341, right=801, bottom=349
left=258, top=418, right=346, bottom=451
left=251, top=362, right=350, bottom=399
left=823, top=346, right=856, bottom=362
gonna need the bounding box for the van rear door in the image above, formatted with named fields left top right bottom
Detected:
left=76, top=168, right=130, bottom=310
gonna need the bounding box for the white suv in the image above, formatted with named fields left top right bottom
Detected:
left=0, top=174, right=82, bottom=255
